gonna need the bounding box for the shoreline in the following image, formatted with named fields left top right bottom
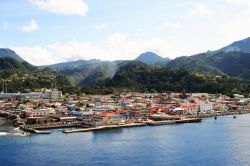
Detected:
left=1, top=111, right=249, bottom=135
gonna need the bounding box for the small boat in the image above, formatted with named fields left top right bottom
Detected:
left=214, top=116, right=217, bottom=120
left=33, top=130, right=52, bottom=134
left=233, top=116, right=237, bottom=119
left=13, top=127, right=20, bottom=131
left=0, top=132, right=8, bottom=136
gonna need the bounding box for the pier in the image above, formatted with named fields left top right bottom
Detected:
left=63, top=118, right=202, bottom=133
left=23, top=128, right=51, bottom=134
left=63, top=123, right=147, bottom=133
left=25, top=122, right=82, bottom=130
left=146, top=118, right=202, bottom=126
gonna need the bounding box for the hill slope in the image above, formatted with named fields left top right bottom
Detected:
left=80, top=61, right=250, bottom=96
left=136, top=52, right=169, bottom=64
left=0, top=48, right=24, bottom=62
left=219, top=37, right=250, bottom=53
left=165, top=51, right=250, bottom=79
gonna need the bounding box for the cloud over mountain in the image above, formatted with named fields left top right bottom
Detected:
left=30, top=0, right=88, bottom=16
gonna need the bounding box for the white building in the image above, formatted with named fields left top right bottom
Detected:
left=199, top=103, right=213, bottom=112
left=43, top=90, right=62, bottom=100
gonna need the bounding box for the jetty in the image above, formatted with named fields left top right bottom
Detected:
left=146, top=120, right=176, bottom=126
left=63, top=118, right=202, bottom=133
left=146, top=118, right=202, bottom=126
left=22, top=128, right=51, bottom=134
left=176, top=118, right=202, bottom=123
left=63, top=123, right=146, bottom=133
left=25, top=122, right=82, bottom=130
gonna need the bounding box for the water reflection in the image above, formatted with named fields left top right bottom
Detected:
left=1, top=115, right=250, bottom=166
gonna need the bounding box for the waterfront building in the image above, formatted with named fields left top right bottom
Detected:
left=199, top=103, right=213, bottom=112
left=43, top=90, right=62, bottom=100
left=95, top=112, right=125, bottom=125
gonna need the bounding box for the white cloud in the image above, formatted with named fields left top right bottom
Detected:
left=1, top=22, right=12, bottom=30
left=159, top=21, right=182, bottom=31
left=30, top=0, right=88, bottom=16
left=11, top=45, right=58, bottom=65
left=187, top=3, right=215, bottom=18
left=10, top=32, right=174, bottom=65
left=48, top=41, right=108, bottom=61
left=18, top=19, right=39, bottom=32
left=221, top=11, right=250, bottom=42
left=95, top=24, right=107, bottom=30
left=224, top=0, right=250, bottom=6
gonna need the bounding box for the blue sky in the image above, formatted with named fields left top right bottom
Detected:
left=1, top=0, right=250, bottom=65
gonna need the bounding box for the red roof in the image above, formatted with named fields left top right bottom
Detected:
left=150, top=109, right=158, bottom=114
left=97, top=112, right=118, bottom=117
left=180, top=105, right=196, bottom=109
left=116, top=109, right=128, bottom=113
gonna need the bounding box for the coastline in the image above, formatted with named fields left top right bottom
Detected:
left=1, top=111, right=248, bottom=135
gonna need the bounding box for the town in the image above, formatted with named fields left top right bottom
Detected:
left=0, top=89, right=249, bottom=134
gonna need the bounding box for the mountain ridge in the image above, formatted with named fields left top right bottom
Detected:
left=0, top=48, right=25, bottom=62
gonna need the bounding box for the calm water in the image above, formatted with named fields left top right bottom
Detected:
left=1, top=115, right=250, bottom=166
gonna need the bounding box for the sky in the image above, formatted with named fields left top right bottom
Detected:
left=1, top=0, right=250, bottom=65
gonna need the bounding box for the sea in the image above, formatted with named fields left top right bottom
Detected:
left=1, top=115, right=250, bottom=166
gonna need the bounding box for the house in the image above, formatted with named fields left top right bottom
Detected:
left=168, top=107, right=184, bottom=114
left=180, top=105, right=198, bottom=114
left=31, top=108, right=56, bottom=117
left=43, top=90, right=62, bottom=100
left=199, top=103, right=213, bottom=112
left=115, top=109, right=129, bottom=117
left=95, top=112, right=125, bottom=126
left=130, top=109, right=149, bottom=118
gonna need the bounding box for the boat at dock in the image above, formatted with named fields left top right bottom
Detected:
left=23, top=128, right=52, bottom=134
left=63, top=123, right=147, bottom=133
left=175, top=118, right=202, bottom=124
left=146, top=120, right=176, bottom=126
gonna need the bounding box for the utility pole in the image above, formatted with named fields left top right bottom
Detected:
left=5, top=82, right=7, bottom=93
left=2, top=82, right=4, bottom=93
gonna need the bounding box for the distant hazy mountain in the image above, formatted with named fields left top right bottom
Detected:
left=0, top=48, right=24, bottom=62
left=40, top=59, right=105, bottom=70
left=136, top=52, right=170, bottom=64
left=219, top=37, right=250, bottom=53
left=56, top=61, right=118, bottom=86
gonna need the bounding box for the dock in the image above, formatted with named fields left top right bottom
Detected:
left=25, top=122, right=82, bottom=130
left=146, top=118, right=201, bottom=126
left=22, top=128, right=52, bottom=134
left=176, top=118, right=202, bottom=123
left=63, top=123, right=146, bottom=133
left=146, top=120, right=176, bottom=126
left=63, top=118, right=202, bottom=133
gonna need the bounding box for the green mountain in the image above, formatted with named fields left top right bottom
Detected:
left=165, top=51, right=250, bottom=79
left=40, top=59, right=104, bottom=70
left=0, top=57, right=34, bottom=70
left=80, top=61, right=250, bottom=96
left=136, top=51, right=170, bottom=64
left=219, top=37, right=250, bottom=53
left=0, top=48, right=24, bottom=62
left=58, top=61, right=118, bottom=86
left=42, top=52, right=170, bottom=86
left=0, top=57, right=75, bottom=93
left=163, top=37, right=250, bottom=79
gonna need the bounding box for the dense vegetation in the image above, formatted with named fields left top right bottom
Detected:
left=0, top=58, right=76, bottom=93
left=0, top=48, right=24, bottom=62
left=58, top=62, right=117, bottom=86
left=165, top=51, right=250, bottom=79
left=2, top=42, right=250, bottom=96
left=81, top=61, right=250, bottom=96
